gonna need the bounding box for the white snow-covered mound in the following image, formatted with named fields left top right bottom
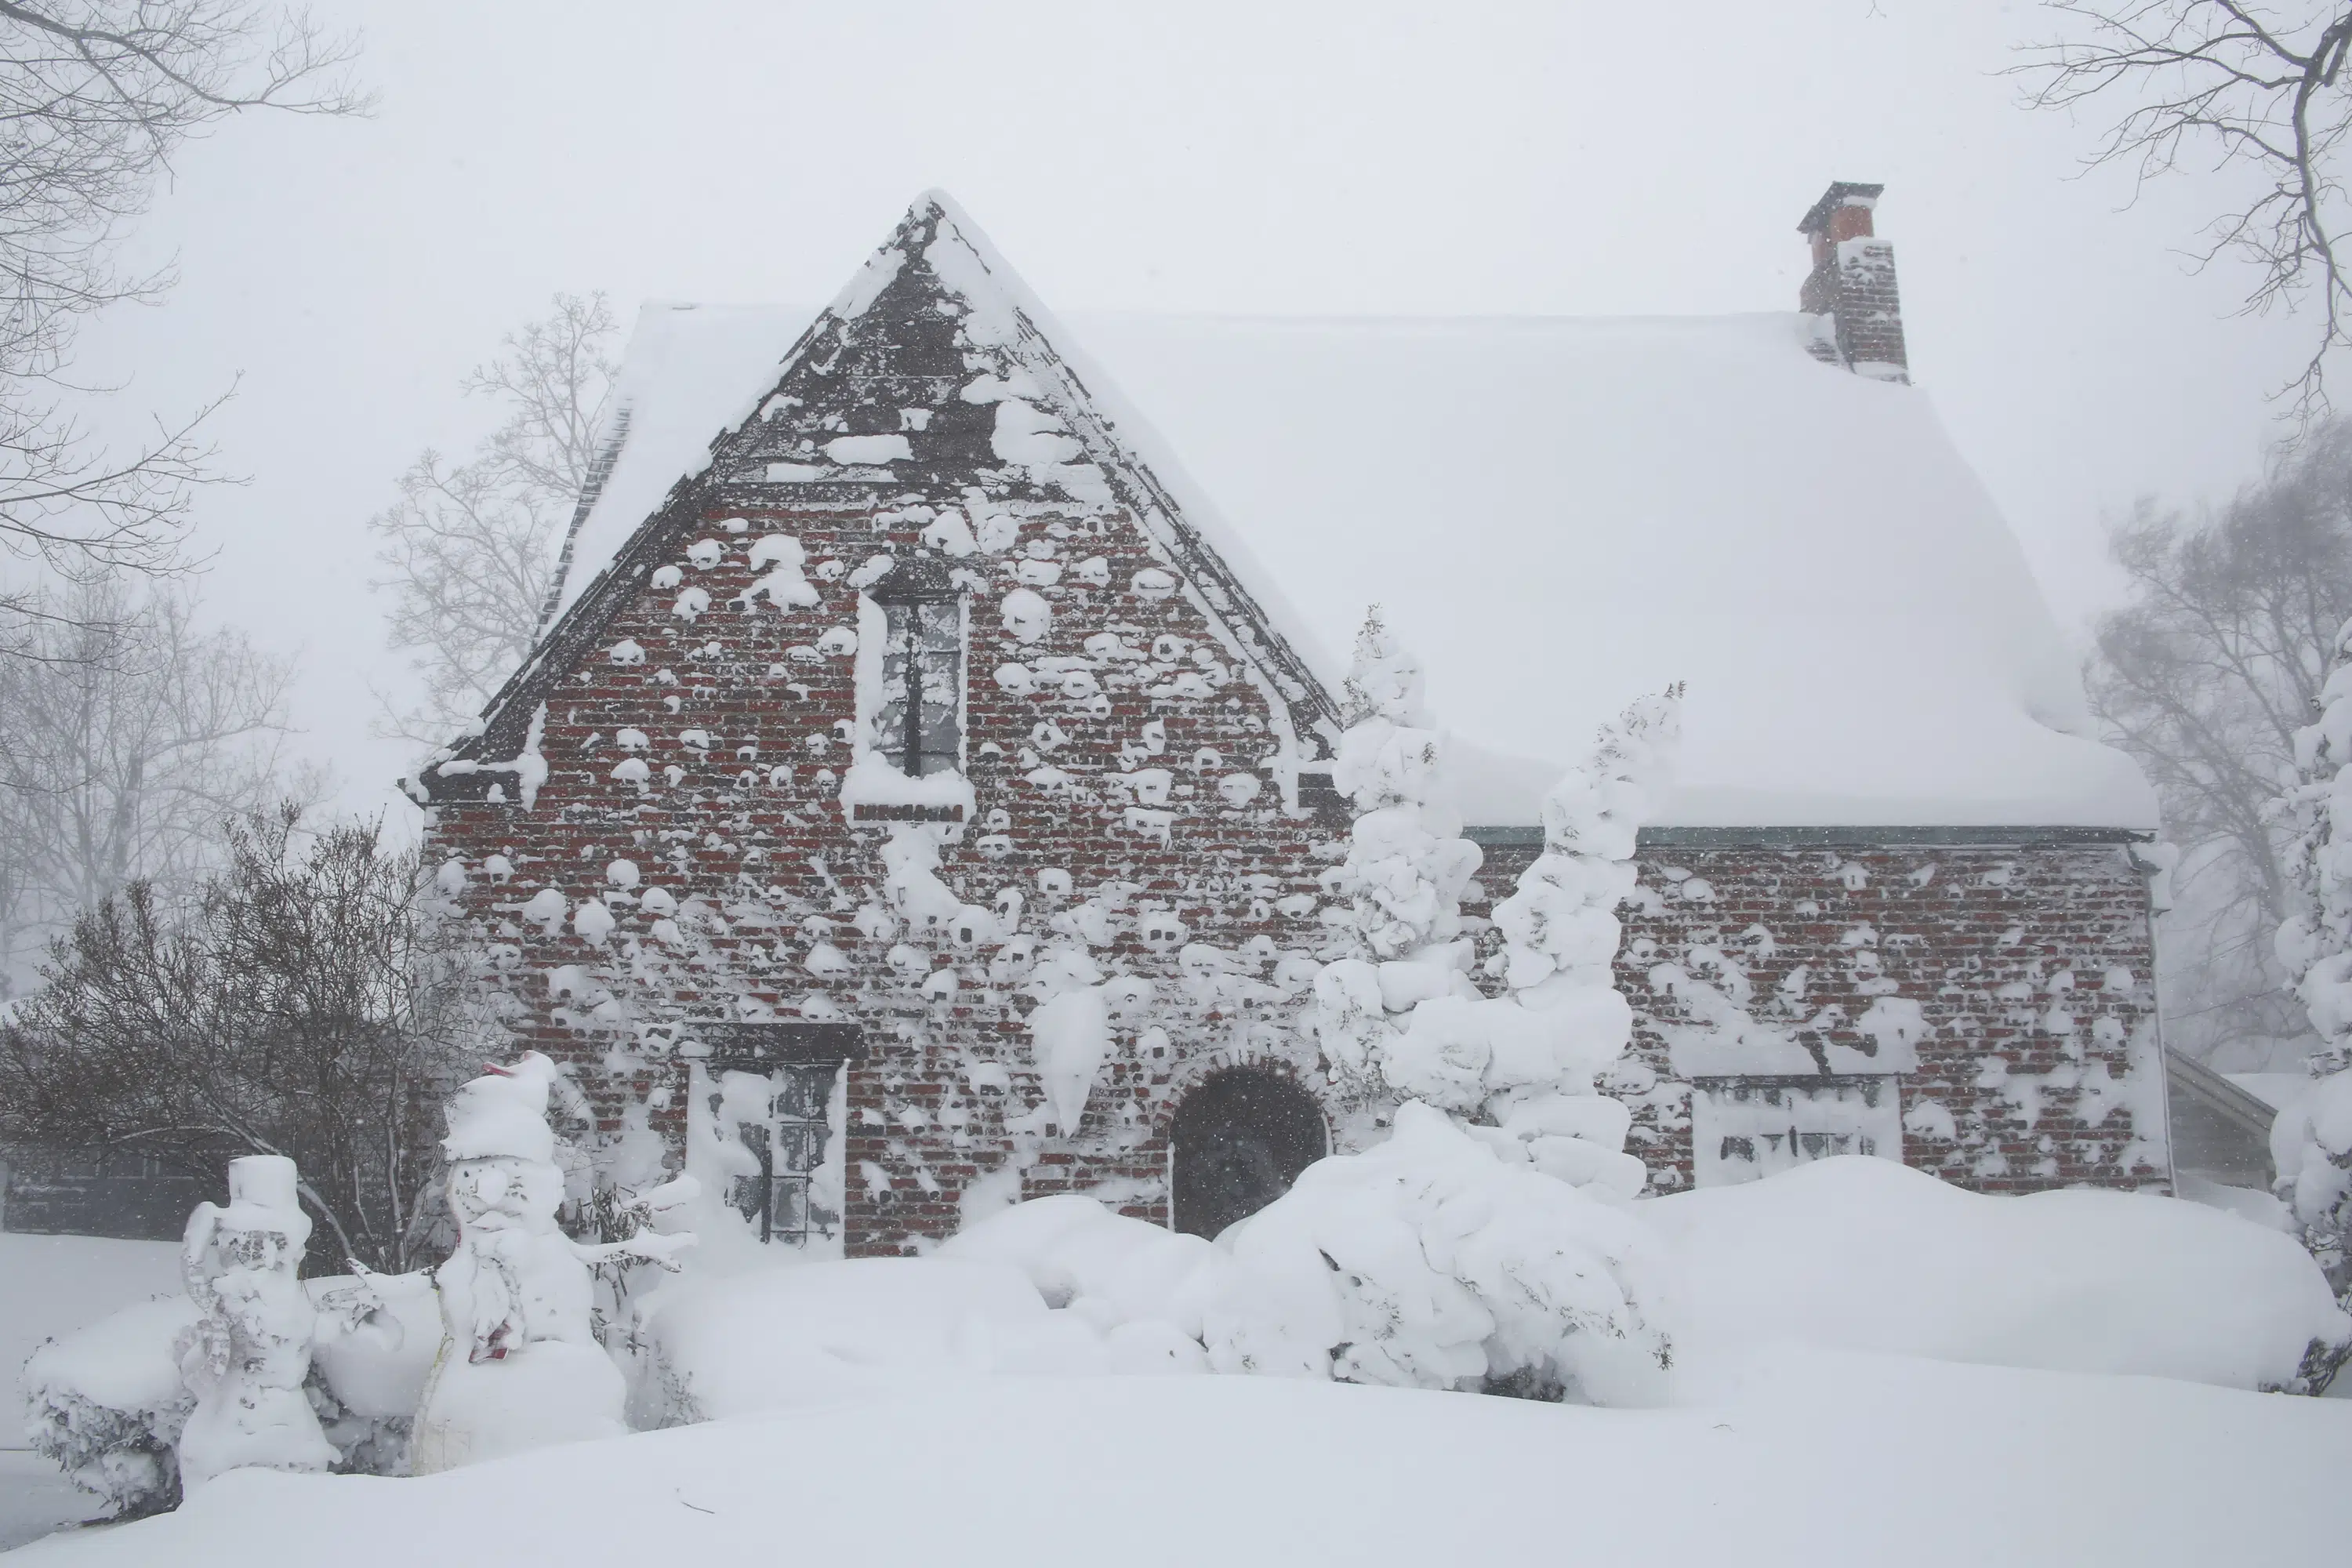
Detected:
left=1643, top=1155, right=2347, bottom=1391
left=646, top=1255, right=1201, bottom=1420
left=638, top=1155, right=2346, bottom=1418
left=14, top=1359, right=2348, bottom=1568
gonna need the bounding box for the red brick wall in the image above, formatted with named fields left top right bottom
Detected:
left=1468, top=840, right=2167, bottom=1195
left=425, top=494, right=1348, bottom=1255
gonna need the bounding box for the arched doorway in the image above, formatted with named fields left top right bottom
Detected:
left=1171, top=1067, right=1327, bottom=1239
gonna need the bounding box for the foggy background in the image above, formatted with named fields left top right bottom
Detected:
left=60, top=0, right=2310, bottom=824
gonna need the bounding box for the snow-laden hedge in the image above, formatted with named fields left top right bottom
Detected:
left=23, top=1298, right=201, bottom=1517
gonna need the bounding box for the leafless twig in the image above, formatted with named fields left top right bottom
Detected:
left=2018, top=2, right=2352, bottom=424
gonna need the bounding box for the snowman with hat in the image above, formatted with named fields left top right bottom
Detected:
left=410, top=1052, right=691, bottom=1472
left=175, top=1154, right=341, bottom=1490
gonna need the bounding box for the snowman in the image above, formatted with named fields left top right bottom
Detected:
left=175, top=1155, right=339, bottom=1490
left=410, top=1052, right=689, bottom=1472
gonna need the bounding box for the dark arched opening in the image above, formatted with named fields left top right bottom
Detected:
left=1171, top=1067, right=1327, bottom=1240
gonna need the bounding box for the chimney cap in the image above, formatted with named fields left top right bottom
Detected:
left=1798, top=182, right=1885, bottom=235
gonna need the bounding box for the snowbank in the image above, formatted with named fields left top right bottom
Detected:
left=13, top=1359, right=2347, bottom=1568
left=655, top=1147, right=2343, bottom=1421
left=644, top=1255, right=1192, bottom=1419
left=1643, top=1155, right=2348, bottom=1391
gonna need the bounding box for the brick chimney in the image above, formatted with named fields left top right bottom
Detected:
left=1798, top=181, right=1908, bottom=383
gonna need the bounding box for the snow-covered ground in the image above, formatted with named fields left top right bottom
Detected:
left=12, top=1356, right=2349, bottom=1568
left=10, top=1163, right=2352, bottom=1561
left=0, top=1233, right=180, bottom=1550
left=0, top=1451, right=94, bottom=1556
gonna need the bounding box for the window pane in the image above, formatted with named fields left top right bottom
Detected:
left=873, top=597, right=962, bottom=777
left=774, top=1122, right=826, bottom=1172
left=776, top=1064, right=834, bottom=1120
left=771, top=1175, right=810, bottom=1232
left=916, top=599, right=959, bottom=649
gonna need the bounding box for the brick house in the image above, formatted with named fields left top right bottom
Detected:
left=409, top=184, right=2172, bottom=1257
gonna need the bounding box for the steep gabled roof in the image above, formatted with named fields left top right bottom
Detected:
left=421, top=194, right=1340, bottom=796
left=429, top=192, right=2158, bottom=832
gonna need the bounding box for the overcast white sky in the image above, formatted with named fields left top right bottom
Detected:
left=61, top=0, right=2319, bottom=826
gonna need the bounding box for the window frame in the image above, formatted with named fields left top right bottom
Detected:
left=866, top=558, right=965, bottom=780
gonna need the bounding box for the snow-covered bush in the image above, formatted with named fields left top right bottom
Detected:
left=938, top=1114, right=1675, bottom=1406
left=2270, top=612, right=2352, bottom=1294
left=642, top=1250, right=1199, bottom=1422
left=24, top=1297, right=201, bottom=1517
left=1207, top=1102, right=1674, bottom=1402
left=1646, top=1153, right=2352, bottom=1394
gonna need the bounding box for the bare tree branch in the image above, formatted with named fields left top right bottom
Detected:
left=0, top=2, right=365, bottom=608
left=2087, top=417, right=2352, bottom=1062
left=370, top=292, right=616, bottom=746
left=2018, top=2, right=2352, bottom=425
left=0, top=573, right=318, bottom=989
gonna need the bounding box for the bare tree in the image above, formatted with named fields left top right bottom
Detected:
left=2088, top=418, right=2352, bottom=1063
left=0, top=574, right=313, bottom=988
left=2019, top=2, right=2352, bottom=419
left=0, top=808, right=478, bottom=1272
left=370, top=292, right=617, bottom=745
left=0, top=3, right=364, bottom=618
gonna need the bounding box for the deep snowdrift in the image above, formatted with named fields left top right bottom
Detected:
left=1645, top=1155, right=2347, bottom=1392
left=14, top=1357, right=2348, bottom=1568
left=634, top=1155, right=2346, bottom=1421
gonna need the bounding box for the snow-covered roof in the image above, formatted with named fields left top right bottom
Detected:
left=549, top=199, right=2157, bottom=831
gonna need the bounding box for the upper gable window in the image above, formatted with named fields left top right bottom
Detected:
left=869, top=560, right=963, bottom=778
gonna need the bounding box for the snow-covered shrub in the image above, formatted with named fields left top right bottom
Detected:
left=2270, top=613, right=2352, bottom=1297
left=942, top=1192, right=1229, bottom=1347
left=642, top=1254, right=1177, bottom=1421
left=1646, top=1154, right=2352, bottom=1394
left=306, top=1269, right=443, bottom=1475
left=24, top=1296, right=201, bottom=1516
left=1205, top=1102, right=1674, bottom=1403
left=2270, top=1073, right=2352, bottom=1298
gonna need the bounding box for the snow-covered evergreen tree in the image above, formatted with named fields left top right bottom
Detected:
left=1476, top=684, right=1682, bottom=1192
left=1313, top=611, right=1485, bottom=1101
left=1313, top=609, right=1680, bottom=1196
left=1281, top=614, right=1682, bottom=1401
left=2272, top=615, right=2352, bottom=1292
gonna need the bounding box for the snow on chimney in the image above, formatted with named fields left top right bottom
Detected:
left=1797, top=181, right=1907, bottom=383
